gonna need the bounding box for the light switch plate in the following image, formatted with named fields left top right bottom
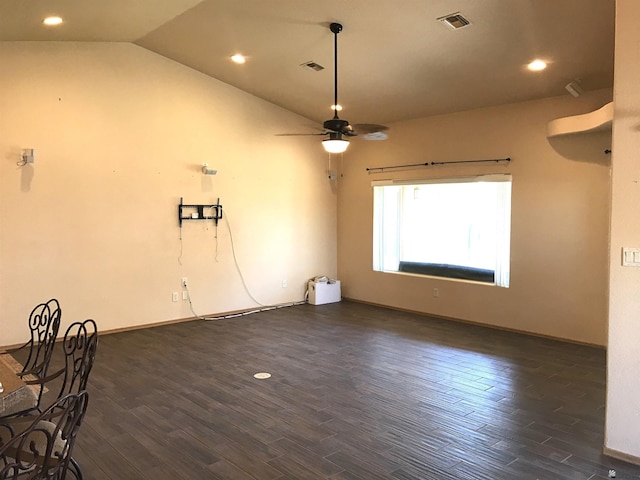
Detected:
left=622, top=247, right=640, bottom=267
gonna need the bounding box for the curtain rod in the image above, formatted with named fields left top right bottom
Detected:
left=366, top=157, right=511, bottom=173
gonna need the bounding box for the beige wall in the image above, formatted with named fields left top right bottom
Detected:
left=2, top=24, right=635, bottom=462
left=338, top=89, right=613, bottom=345
left=0, top=42, right=337, bottom=346
left=605, top=0, right=640, bottom=461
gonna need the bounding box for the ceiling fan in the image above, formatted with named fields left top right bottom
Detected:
left=278, top=22, right=389, bottom=153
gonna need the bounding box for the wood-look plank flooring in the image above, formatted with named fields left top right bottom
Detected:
left=41, top=301, right=640, bottom=479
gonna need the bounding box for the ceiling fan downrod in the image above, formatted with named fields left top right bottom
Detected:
left=322, top=22, right=351, bottom=153
left=322, top=22, right=350, bottom=134
left=330, top=22, right=342, bottom=121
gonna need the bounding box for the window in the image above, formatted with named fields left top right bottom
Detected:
left=373, top=174, right=512, bottom=287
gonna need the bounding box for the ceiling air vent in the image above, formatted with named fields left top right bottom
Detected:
left=437, top=12, right=471, bottom=30
left=300, top=61, right=324, bottom=72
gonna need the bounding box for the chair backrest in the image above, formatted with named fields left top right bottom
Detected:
left=55, top=320, right=98, bottom=400
left=0, top=391, right=89, bottom=479
left=20, top=299, right=62, bottom=379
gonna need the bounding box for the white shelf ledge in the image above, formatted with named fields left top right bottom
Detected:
left=547, top=101, right=613, bottom=138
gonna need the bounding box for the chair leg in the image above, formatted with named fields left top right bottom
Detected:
left=68, top=456, right=83, bottom=480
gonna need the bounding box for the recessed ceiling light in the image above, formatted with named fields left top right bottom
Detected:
left=527, top=59, right=547, bottom=71
left=43, top=16, right=63, bottom=26
left=331, top=104, right=342, bottom=112
left=230, top=54, right=246, bottom=64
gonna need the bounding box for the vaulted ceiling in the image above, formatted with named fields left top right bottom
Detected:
left=0, top=0, right=614, bottom=128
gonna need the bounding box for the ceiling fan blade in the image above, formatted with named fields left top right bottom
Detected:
left=362, top=131, right=389, bottom=141
left=352, top=124, right=389, bottom=135
left=275, top=132, right=328, bottom=137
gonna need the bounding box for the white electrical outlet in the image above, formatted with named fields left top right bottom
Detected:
left=182, top=277, right=188, bottom=287
left=172, top=292, right=178, bottom=302
left=282, top=279, right=287, bottom=288
left=433, top=288, right=439, bottom=298
left=182, top=291, right=189, bottom=300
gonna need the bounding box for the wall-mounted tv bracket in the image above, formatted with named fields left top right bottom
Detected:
left=178, top=197, right=222, bottom=227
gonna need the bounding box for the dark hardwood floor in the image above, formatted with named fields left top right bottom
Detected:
left=44, top=301, right=640, bottom=479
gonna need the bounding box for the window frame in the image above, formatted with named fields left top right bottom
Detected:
left=372, top=174, right=512, bottom=287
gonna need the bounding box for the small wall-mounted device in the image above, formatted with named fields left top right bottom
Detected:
left=17, top=148, right=35, bottom=166
left=202, top=163, right=217, bottom=175
left=23, top=149, right=35, bottom=163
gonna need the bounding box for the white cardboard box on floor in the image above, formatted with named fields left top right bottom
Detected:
left=308, top=280, right=341, bottom=305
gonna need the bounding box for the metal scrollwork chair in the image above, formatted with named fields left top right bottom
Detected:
left=0, top=391, right=89, bottom=479
left=0, top=299, right=62, bottom=417
left=49, top=320, right=98, bottom=402
left=5, top=320, right=98, bottom=479
left=37, top=320, right=98, bottom=480
left=4, top=299, right=62, bottom=378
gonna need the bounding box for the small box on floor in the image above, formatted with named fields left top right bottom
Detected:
left=308, top=280, right=341, bottom=305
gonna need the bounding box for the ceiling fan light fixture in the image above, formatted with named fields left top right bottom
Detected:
left=323, top=139, right=349, bottom=154
left=323, top=133, right=349, bottom=153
